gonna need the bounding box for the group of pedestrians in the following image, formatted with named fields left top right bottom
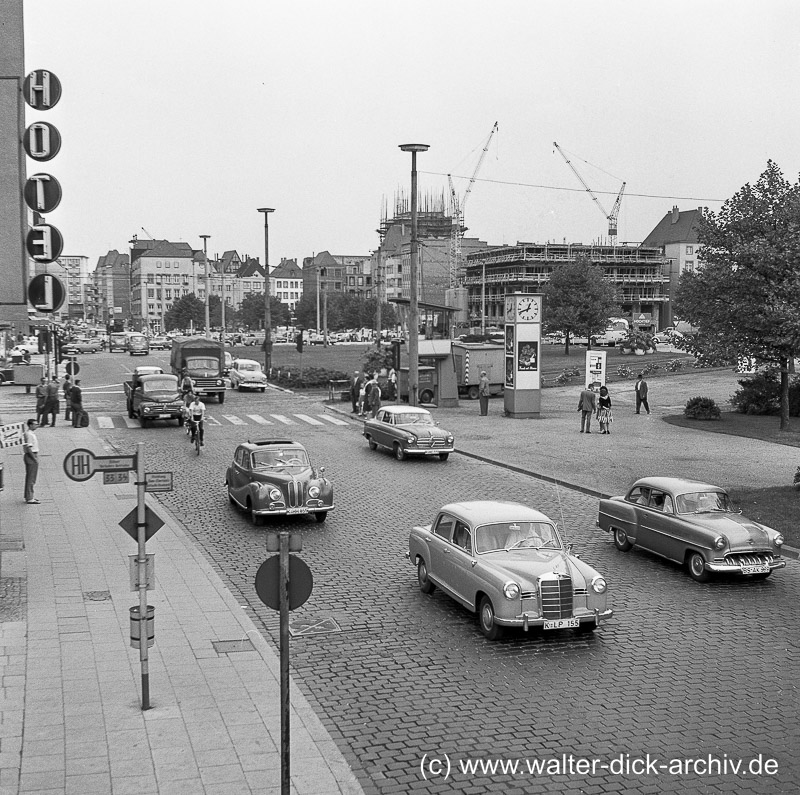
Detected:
left=577, top=372, right=650, bottom=434
left=34, top=374, right=84, bottom=427
left=350, top=369, right=395, bottom=418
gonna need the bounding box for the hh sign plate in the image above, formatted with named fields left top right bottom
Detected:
left=63, top=448, right=137, bottom=482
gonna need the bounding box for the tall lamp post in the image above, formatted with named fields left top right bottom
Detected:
left=200, top=234, right=211, bottom=339
left=257, top=208, right=275, bottom=373
left=399, top=143, right=429, bottom=406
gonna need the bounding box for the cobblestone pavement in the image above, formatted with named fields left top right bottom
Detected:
left=94, top=382, right=800, bottom=795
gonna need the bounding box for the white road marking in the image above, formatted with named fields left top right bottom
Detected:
left=123, top=418, right=139, bottom=428
left=270, top=414, right=295, bottom=425
left=294, top=414, right=324, bottom=426
left=222, top=415, right=248, bottom=425
left=247, top=415, right=273, bottom=424
left=96, top=416, right=115, bottom=428
left=320, top=414, right=350, bottom=426
left=205, top=415, right=223, bottom=426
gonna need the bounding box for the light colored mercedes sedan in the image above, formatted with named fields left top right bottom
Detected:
left=408, top=501, right=612, bottom=639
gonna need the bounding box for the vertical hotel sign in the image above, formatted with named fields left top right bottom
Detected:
left=503, top=293, right=543, bottom=418
left=23, top=70, right=64, bottom=272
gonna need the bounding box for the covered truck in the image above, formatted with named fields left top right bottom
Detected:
left=170, top=336, right=227, bottom=403
left=450, top=341, right=504, bottom=400
left=124, top=366, right=185, bottom=427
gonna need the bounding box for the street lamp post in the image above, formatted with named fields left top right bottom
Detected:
left=257, top=208, right=275, bottom=374
left=200, top=234, right=211, bottom=339
left=399, top=143, right=429, bottom=406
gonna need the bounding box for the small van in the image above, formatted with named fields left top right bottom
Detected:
left=128, top=334, right=150, bottom=356
left=109, top=332, right=129, bottom=352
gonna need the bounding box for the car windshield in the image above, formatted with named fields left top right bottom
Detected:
left=676, top=491, right=733, bottom=514
left=239, top=362, right=261, bottom=372
left=185, top=356, right=219, bottom=372
left=251, top=449, right=310, bottom=470
left=395, top=412, right=434, bottom=425
left=475, top=521, right=561, bottom=553
left=142, top=377, right=178, bottom=393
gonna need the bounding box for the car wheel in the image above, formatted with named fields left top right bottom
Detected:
left=315, top=511, right=327, bottom=524
left=467, top=386, right=479, bottom=400
left=419, top=389, right=433, bottom=404
left=140, top=417, right=149, bottom=428
left=613, top=528, right=633, bottom=551
left=261, top=387, right=266, bottom=393
left=227, top=483, right=235, bottom=505
left=178, top=415, right=185, bottom=427
left=417, top=558, right=435, bottom=594
left=393, top=443, right=406, bottom=461
left=247, top=499, right=261, bottom=526
left=577, top=621, right=597, bottom=633
left=218, top=392, right=225, bottom=404
left=439, top=453, right=449, bottom=461
left=238, top=385, right=244, bottom=391
left=478, top=596, right=503, bottom=640
left=686, top=551, right=710, bottom=582
left=367, top=436, right=377, bottom=451
left=127, top=403, right=134, bottom=419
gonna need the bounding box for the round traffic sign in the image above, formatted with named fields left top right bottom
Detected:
left=255, top=555, right=313, bottom=611
left=65, top=360, right=80, bottom=376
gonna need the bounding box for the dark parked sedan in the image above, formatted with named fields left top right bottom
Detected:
left=598, top=476, right=786, bottom=581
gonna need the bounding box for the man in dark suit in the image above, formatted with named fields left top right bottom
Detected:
left=635, top=373, right=650, bottom=414
left=350, top=370, right=365, bottom=414
left=577, top=384, right=597, bottom=433
left=70, top=379, right=84, bottom=427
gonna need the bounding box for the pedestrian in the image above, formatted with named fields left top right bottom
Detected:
left=478, top=370, right=490, bottom=416
left=70, top=379, right=83, bottom=427
left=367, top=374, right=382, bottom=418
left=22, top=418, right=40, bottom=504
left=350, top=370, right=364, bottom=414
left=44, top=376, right=60, bottom=427
left=62, top=375, right=73, bottom=422
left=387, top=367, right=397, bottom=401
left=35, top=377, right=48, bottom=426
left=357, top=372, right=369, bottom=416
left=180, top=368, right=194, bottom=404
left=577, top=383, right=597, bottom=433
left=635, top=372, right=650, bottom=415
left=597, top=385, right=613, bottom=434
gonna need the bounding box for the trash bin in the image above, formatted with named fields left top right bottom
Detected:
left=129, top=605, right=155, bottom=649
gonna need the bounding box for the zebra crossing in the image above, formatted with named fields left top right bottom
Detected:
left=93, top=411, right=354, bottom=430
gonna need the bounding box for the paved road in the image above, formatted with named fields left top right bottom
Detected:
left=6, top=353, right=797, bottom=794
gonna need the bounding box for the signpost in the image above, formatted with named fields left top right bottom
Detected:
left=256, top=533, right=313, bottom=795
left=63, top=444, right=167, bottom=710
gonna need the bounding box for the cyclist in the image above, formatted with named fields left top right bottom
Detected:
left=186, top=393, right=206, bottom=446
left=179, top=368, right=194, bottom=404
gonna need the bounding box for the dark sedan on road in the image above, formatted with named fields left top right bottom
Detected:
left=598, top=476, right=786, bottom=581
left=363, top=405, right=454, bottom=461
left=61, top=338, right=103, bottom=355
left=226, top=439, right=334, bottom=525
left=409, top=501, right=612, bottom=639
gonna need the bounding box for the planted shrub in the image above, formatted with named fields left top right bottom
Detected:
left=731, top=372, right=781, bottom=415
left=271, top=366, right=348, bottom=389
left=684, top=396, right=721, bottom=420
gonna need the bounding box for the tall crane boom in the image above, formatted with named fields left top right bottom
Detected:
left=553, top=141, right=625, bottom=243
left=449, top=121, right=499, bottom=287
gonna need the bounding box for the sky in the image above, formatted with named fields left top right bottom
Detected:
left=22, top=0, right=800, bottom=268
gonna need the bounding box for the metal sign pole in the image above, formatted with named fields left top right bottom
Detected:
left=279, top=530, right=290, bottom=794
left=136, top=441, right=150, bottom=709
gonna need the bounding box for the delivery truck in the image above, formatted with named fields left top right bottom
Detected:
left=450, top=341, right=505, bottom=400
left=170, top=336, right=227, bottom=403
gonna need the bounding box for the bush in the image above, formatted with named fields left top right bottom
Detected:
left=683, top=396, right=721, bottom=420
left=271, top=366, right=349, bottom=389
left=731, top=372, right=781, bottom=415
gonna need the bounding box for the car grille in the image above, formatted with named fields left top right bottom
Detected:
left=723, top=552, right=776, bottom=567
left=286, top=481, right=307, bottom=508
left=539, top=575, right=573, bottom=619
left=193, top=377, right=220, bottom=388
left=415, top=437, right=447, bottom=449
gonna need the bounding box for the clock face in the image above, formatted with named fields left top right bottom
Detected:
left=505, top=296, right=516, bottom=322
left=516, top=296, right=540, bottom=322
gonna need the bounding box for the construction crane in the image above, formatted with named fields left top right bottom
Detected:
left=553, top=141, right=626, bottom=244
left=448, top=121, right=499, bottom=286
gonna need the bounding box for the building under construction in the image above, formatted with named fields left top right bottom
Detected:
left=463, top=242, right=669, bottom=331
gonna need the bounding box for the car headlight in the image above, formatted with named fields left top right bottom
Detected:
left=308, top=486, right=320, bottom=498
left=446, top=436, right=454, bottom=443
left=713, top=536, right=726, bottom=550
left=774, top=534, right=784, bottom=547
left=503, top=581, right=520, bottom=599
left=268, top=488, right=282, bottom=501
left=591, top=576, right=607, bottom=594
left=406, top=436, right=417, bottom=445
left=216, top=379, right=223, bottom=386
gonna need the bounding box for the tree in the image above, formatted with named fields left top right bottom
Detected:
left=163, top=293, right=205, bottom=331
left=542, top=255, right=621, bottom=355
left=675, top=161, right=800, bottom=431
left=235, top=293, right=290, bottom=330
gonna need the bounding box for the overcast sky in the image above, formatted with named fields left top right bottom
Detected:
left=23, top=0, right=800, bottom=267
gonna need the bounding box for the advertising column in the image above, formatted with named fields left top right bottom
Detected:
left=503, top=293, right=543, bottom=418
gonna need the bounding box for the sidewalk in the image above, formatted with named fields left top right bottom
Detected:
left=0, top=424, right=364, bottom=795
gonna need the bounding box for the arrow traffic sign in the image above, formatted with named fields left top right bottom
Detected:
left=63, top=448, right=137, bottom=482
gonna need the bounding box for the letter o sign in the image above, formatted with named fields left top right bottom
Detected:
left=24, top=122, right=61, bottom=161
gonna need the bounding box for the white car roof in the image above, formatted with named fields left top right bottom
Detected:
left=383, top=406, right=429, bottom=415
left=439, top=500, right=554, bottom=526
left=234, top=359, right=261, bottom=367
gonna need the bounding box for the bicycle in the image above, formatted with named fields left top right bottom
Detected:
left=187, top=418, right=202, bottom=455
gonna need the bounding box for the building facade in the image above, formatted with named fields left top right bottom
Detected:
left=464, top=242, right=669, bottom=331
left=270, top=258, right=303, bottom=311
left=641, top=206, right=702, bottom=328
left=93, top=249, right=130, bottom=328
